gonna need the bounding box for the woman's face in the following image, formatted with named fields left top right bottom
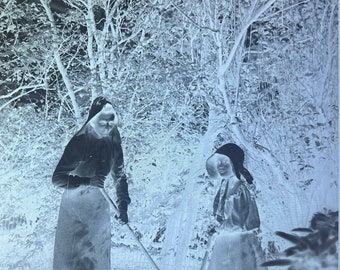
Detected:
left=216, top=155, right=233, bottom=177
left=89, top=104, right=116, bottom=138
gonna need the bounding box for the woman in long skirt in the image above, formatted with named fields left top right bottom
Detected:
left=52, top=97, right=131, bottom=270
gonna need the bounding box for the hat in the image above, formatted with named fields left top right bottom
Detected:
left=86, top=96, right=114, bottom=124
left=206, top=143, right=253, bottom=184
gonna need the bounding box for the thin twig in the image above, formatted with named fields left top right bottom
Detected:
left=170, top=1, right=219, bottom=33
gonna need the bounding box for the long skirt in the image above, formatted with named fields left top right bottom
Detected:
left=207, top=230, right=266, bottom=270
left=53, top=186, right=111, bottom=270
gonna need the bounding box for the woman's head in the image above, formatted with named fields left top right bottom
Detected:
left=87, top=97, right=114, bottom=122
left=215, top=154, right=234, bottom=177
left=206, top=143, right=253, bottom=184
left=83, top=97, right=119, bottom=138
left=88, top=103, right=116, bottom=138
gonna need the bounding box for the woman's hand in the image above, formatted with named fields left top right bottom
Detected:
left=90, top=176, right=105, bottom=188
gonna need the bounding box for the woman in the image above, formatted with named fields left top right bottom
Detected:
left=52, top=97, right=130, bottom=270
left=204, top=143, right=266, bottom=270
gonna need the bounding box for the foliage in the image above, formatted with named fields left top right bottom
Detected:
left=0, top=106, right=70, bottom=269
left=0, top=0, right=338, bottom=269
left=262, top=210, right=338, bottom=270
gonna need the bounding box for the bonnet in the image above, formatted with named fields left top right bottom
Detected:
left=86, top=96, right=118, bottom=125
left=206, top=143, right=253, bottom=184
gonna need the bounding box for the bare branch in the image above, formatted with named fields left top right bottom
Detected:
left=219, top=0, right=278, bottom=76
left=0, top=86, right=44, bottom=112
left=39, top=0, right=82, bottom=125
left=169, top=1, right=219, bottom=33
left=0, top=84, right=45, bottom=100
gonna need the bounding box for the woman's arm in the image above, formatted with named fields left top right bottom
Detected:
left=232, top=186, right=260, bottom=230
left=110, top=129, right=131, bottom=204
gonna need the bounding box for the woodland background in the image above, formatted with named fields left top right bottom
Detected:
left=0, top=0, right=338, bottom=269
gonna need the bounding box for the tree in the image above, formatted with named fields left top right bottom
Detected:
left=157, top=0, right=338, bottom=265
left=0, top=0, right=54, bottom=113
left=0, top=0, right=337, bottom=268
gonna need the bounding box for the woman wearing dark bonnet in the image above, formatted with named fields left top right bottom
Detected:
left=204, top=143, right=266, bottom=270
left=52, top=97, right=130, bottom=270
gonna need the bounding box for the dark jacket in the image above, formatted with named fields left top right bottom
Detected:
left=52, top=125, right=130, bottom=204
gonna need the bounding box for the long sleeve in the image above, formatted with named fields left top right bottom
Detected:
left=52, top=134, right=90, bottom=188
left=243, top=188, right=260, bottom=230
left=110, top=129, right=130, bottom=204
left=232, top=186, right=260, bottom=230
left=231, top=187, right=250, bottom=228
